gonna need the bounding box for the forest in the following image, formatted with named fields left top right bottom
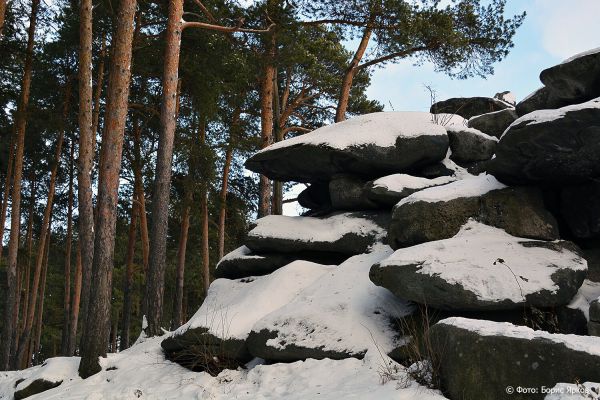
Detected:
left=0, top=0, right=522, bottom=378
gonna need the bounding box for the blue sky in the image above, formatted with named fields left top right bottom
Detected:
left=366, top=0, right=600, bottom=111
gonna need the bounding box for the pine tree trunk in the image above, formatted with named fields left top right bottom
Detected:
left=16, top=80, right=70, bottom=369
left=78, top=0, right=137, bottom=378
left=145, top=0, right=184, bottom=337
left=0, top=0, right=40, bottom=370
left=217, top=108, right=240, bottom=260
left=61, top=139, right=75, bottom=355
left=0, top=0, right=7, bottom=37
left=92, top=32, right=106, bottom=138
left=201, top=192, right=210, bottom=296
left=32, top=226, right=51, bottom=367
left=335, top=26, right=372, bottom=122
left=120, top=188, right=138, bottom=350
left=67, top=247, right=82, bottom=356
left=0, top=133, right=14, bottom=261
left=132, top=124, right=149, bottom=272
left=271, top=71, right=283, bottom=215
left=217, top=144, right=233, bottom=260
left=16, top=175, right=36, bottom=355
left=172, top=196, right=190, bottom=329
left=77, top=0, right=95, bottom=334
left=257, top=35, right=276, bottom=218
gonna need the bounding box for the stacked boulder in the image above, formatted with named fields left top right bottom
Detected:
left=163, top=47, right=600, bottom=400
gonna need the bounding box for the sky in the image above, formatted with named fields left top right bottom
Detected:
left=283, top=0, right=600, bottom=215
left=367, top=0, right=600, bottom=111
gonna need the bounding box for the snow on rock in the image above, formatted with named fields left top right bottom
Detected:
left=0, top=357, right=80, bottom=400
left=214, top=245, right=300, bottom=279
left=397, top=174, right=506, bottom=206
left=247, top=244, right=414, bottom=361
left=489, top=96, right=600, bottom=184
left=246, top=212, right=388, bottom=255
left=161, top=260, right=334, bottom=362
left=506, top=96, right=600, bottom=131
left=568, top=280, right=600, bottom=320
left=366, top=174, right=456, bottom=206
left=430, top=317, right=600, bottom=400
left=437, top=317, right=600, bottom=356
left=372, top=220, right=587, bottom=310
left=259, top=112, right=446, bottom=152
left=245, top=112, right=449, bottom=182
left=445, top=123, right=498, bottom=142
left=174, top=261, right=333, bottom=340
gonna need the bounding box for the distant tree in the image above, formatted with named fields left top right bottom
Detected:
left=302, top=0, right=525, bottom=121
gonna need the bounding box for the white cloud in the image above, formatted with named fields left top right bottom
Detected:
left=534, top=0, right=600, bottom=60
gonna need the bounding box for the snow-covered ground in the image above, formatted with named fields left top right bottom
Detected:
left=0, top=334, right=447, bottom=400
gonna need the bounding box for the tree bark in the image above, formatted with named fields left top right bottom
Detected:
left=61, top=138, right=75, bottom=355
left=201, top=192, right=210, bottom=296
left=271, top=71, right=283, bottom=215
left=92, top=32, right=106, bottom=139
left=132, top=124, right=149, bottom=272
left=67, top=246, right=82, bottom=356
left=120, top=187, right=138, bottom=350
left=257, top=34, right=276, bottom=218
left=172, top=192, right=191, bottom=329
left=0, top=0, right=40, bottom=370
left=32, top=225, right=51, bottom=367
left=16, top=79, right=71, bottom=369
left=335, top=26, right=372, bottom=122
left=77, top=0, right=95, bottom=335
left=0, top=0, right=7, bottom=37
left=78, top=0, right=137, bottom=378
left=145, top=0, right=184, bottom=337
left=0, top=132, right=14, bottom=261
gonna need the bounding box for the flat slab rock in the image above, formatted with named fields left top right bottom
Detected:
left=388, top=174, right=559, bottom=248
left=430, top=96, right=512, bottom=119
left=430, top=317, right=600, bottom=400
left=467, top=108, right=518, bottom=138
left=245, top=112, right=449, bottom=183
left=245, top=211, right=389, bottom=256
left=247, top=246, right=414, bottom=362
left=445, top=124, right=497, bottom=165
left=365, top=174, right=455, bottom=207
left=540, top=47, right=600, bottom=104
left=214, top=246, right=346, bottom=280
left=10, top=357, right=79, bottom=400
left=372, top=221, right=587, bottom=311
left=162, top=261, right=334, bottom=364
left=488, top=97, right=600, bottom=185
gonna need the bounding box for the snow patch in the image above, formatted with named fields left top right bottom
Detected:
left=377, top=221, right=587, bottom=303
left=398, top=174, right=506, bottom=206
left=438, top=317, right=600, bottom=356
left=257, top=112, right=447, bottom=154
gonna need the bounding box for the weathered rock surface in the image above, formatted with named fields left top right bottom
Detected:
left=245, top=112, right=448, bottom=183
left=389, top=174, right=559, bottom=248
left=329, top=174, right=378, bottom=210
left=560, top=182, right=600, bottom=239
left=540, top=48, right=600, bottom=104
left=365, top=174, right=455, bottom=207
left=215, top=246, right=348, bottom=280
left=14, top=379, right=63, bottom=400
left=430, top=317, right=600, bottom=400
left=247, top=248, right=413, bottom=362
left=430, top=96, right=512, bottom=119
left=246, top=212, right=389, bottom=256
left=468, top=108, right=518, bottom=138
left=297, top=182, right=331, bottom=210
left=372, top=221, right=587, bottom=311
left=446, top=125, right=497, bottom=164
left=488, top=98, right=600, bottom=185
left=515, top=86, right=569, bottom=116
